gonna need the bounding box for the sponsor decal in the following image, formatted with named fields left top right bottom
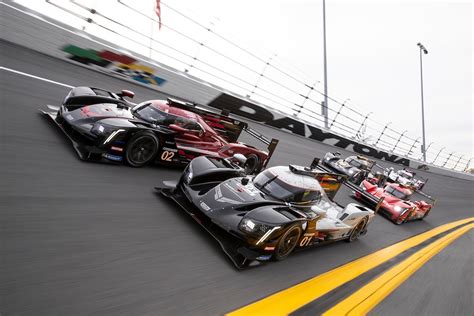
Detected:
left=208, top=94, right=410, bottom=167
left=238, top=183, right=260, bottom=196
left=199, top=201, right=211, bottom=211
left=104, top=153, right=123, bottom=161
left=61, top=44, right=166, bottom=87
left=110, top=146, right=123, bottom=152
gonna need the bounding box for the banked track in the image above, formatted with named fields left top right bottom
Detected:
left=1, top=40, right=473, bottom=315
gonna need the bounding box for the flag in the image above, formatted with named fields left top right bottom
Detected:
left=155, top=0, right=161, bottom=29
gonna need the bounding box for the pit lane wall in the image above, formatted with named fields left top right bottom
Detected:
left=1, top=1, right=471, bottom=181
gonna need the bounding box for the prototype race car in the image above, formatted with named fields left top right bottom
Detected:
left=41, top=86, right=278, bottom=173
left=157, top=156, right=381, bottom=269
left=321, top=152, right=376, bottom=184
left=385, top=168, right=427, bottom=190
left=354, top=180, right=434, bottom=225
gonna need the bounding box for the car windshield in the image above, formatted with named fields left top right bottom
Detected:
left=133, top=103, right=203, bottom=132
left=253, top=168, right=322, bottom=204
left=347, top=158, right=362, bottom=169
left=385, top=186, right=409, bottom=199
left=398, top=170, right=413, bottom=179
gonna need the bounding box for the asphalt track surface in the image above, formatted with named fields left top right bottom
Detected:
left=1, top=40, right=473, bottom=315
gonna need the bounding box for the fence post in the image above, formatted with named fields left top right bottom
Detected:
left=463, top=158, right=472, bottom=172
left=329, top=98, right=350, bottom=129
left=421, top=142, right=434, bottom=160
left=442, top=152, right=455, bottom=167
left=392, top=130, right=407, bottom=152
left=355, top=112, right=372, bottom=139
left=406, top=137, right=420, bottom=157
left=432, top=147, right=445, bottom=164
left=375, top=122, right=392, bottom=146
left=248, top=54, right=276, bottom=98
left=296, top=81, right=319, bottom=115
left=453, top=155, right=464, bottom=170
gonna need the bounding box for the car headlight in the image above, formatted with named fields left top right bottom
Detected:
left=348, top=169, right=355, bottom=175
left=394, top=205, right=404, bottom=212
left=239, top=218, right=274, bottom=236
left=90, top=123, right=106, bottom=135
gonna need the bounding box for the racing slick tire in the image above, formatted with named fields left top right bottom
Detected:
left=346, top=217, right=368, bottom=242
left=125, top=131, right=159, bottom=167
left=273, top=225, right=302, bottom=261
left=244, top=154, right=261, bottom=174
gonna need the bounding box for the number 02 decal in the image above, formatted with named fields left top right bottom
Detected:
left=160, top=151, right=175, bottom=161
left=299, top=236, right=313, bottom=247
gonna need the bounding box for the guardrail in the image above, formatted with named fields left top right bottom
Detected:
left=2, top=0, right=472, bottom=177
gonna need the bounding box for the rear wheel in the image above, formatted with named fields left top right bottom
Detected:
left=125, top=132, right=159, bottom=167
left=244, top=154, right=260, bottom=174
left=346, top=217, right=368, bottom=242
left=273, top=225, right=302, bottom=261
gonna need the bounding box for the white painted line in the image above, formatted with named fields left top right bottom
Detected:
left=0, top=66, right=74, bottom=88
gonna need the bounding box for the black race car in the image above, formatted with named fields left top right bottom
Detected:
left=321, top=152, right=376, bottom=184
left=157, top=157, right=379, bottom=269
left=41, top=86, right=277, bottom=172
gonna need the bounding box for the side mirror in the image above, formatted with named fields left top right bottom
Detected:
left=119, top=89, right=135, bottom=99
left=232, top=153, right=247, bottom=165
left=241, top=178, right=249, bottom=185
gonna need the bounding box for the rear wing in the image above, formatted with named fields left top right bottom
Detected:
left=411, top=190, right=437, bottom=206
left=168, top=98, right=279, bottom=168
left=310, top=158, right=384, bottom=212
left=167, top=98, right=246, bottom=143
left=244, top=126, right=279, bottom=168
left=356, top=155, right=377, bottom=170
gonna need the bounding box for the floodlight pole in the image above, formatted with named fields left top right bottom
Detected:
left=417, top=42, right=428, bottom=161
left=322, top=0, right=329, bottom=129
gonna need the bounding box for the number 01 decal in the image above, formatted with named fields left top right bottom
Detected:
left=299, top=236, right=313, bottom=247
left=161, top=151, right=175, bottom=161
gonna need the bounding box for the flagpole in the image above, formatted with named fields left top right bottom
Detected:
left=322, top=0, right=329, bottom=129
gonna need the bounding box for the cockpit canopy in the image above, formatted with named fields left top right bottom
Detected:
left=253, top=166, right=324, bottom=205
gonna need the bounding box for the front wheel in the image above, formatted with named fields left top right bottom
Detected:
left=346, top=217, right=368, bottom=242
left=125, top=132, right=159, bottom=167
left=273, top=225, right=302, bottom=261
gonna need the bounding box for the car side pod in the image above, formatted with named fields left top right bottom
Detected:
left=153, top=185, right=265, bottom=270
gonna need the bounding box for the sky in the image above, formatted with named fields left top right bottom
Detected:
left=16, top=0, right=473, bottom=169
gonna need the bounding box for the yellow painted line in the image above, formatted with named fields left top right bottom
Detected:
left=324, top=223, right=473, bottom=316
left=227, top=217, right=474, bottom=316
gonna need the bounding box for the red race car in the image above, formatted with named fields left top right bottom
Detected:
left=354, top=180, right=434, bottom=225
left=147, top=99, right=277, bottom=173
